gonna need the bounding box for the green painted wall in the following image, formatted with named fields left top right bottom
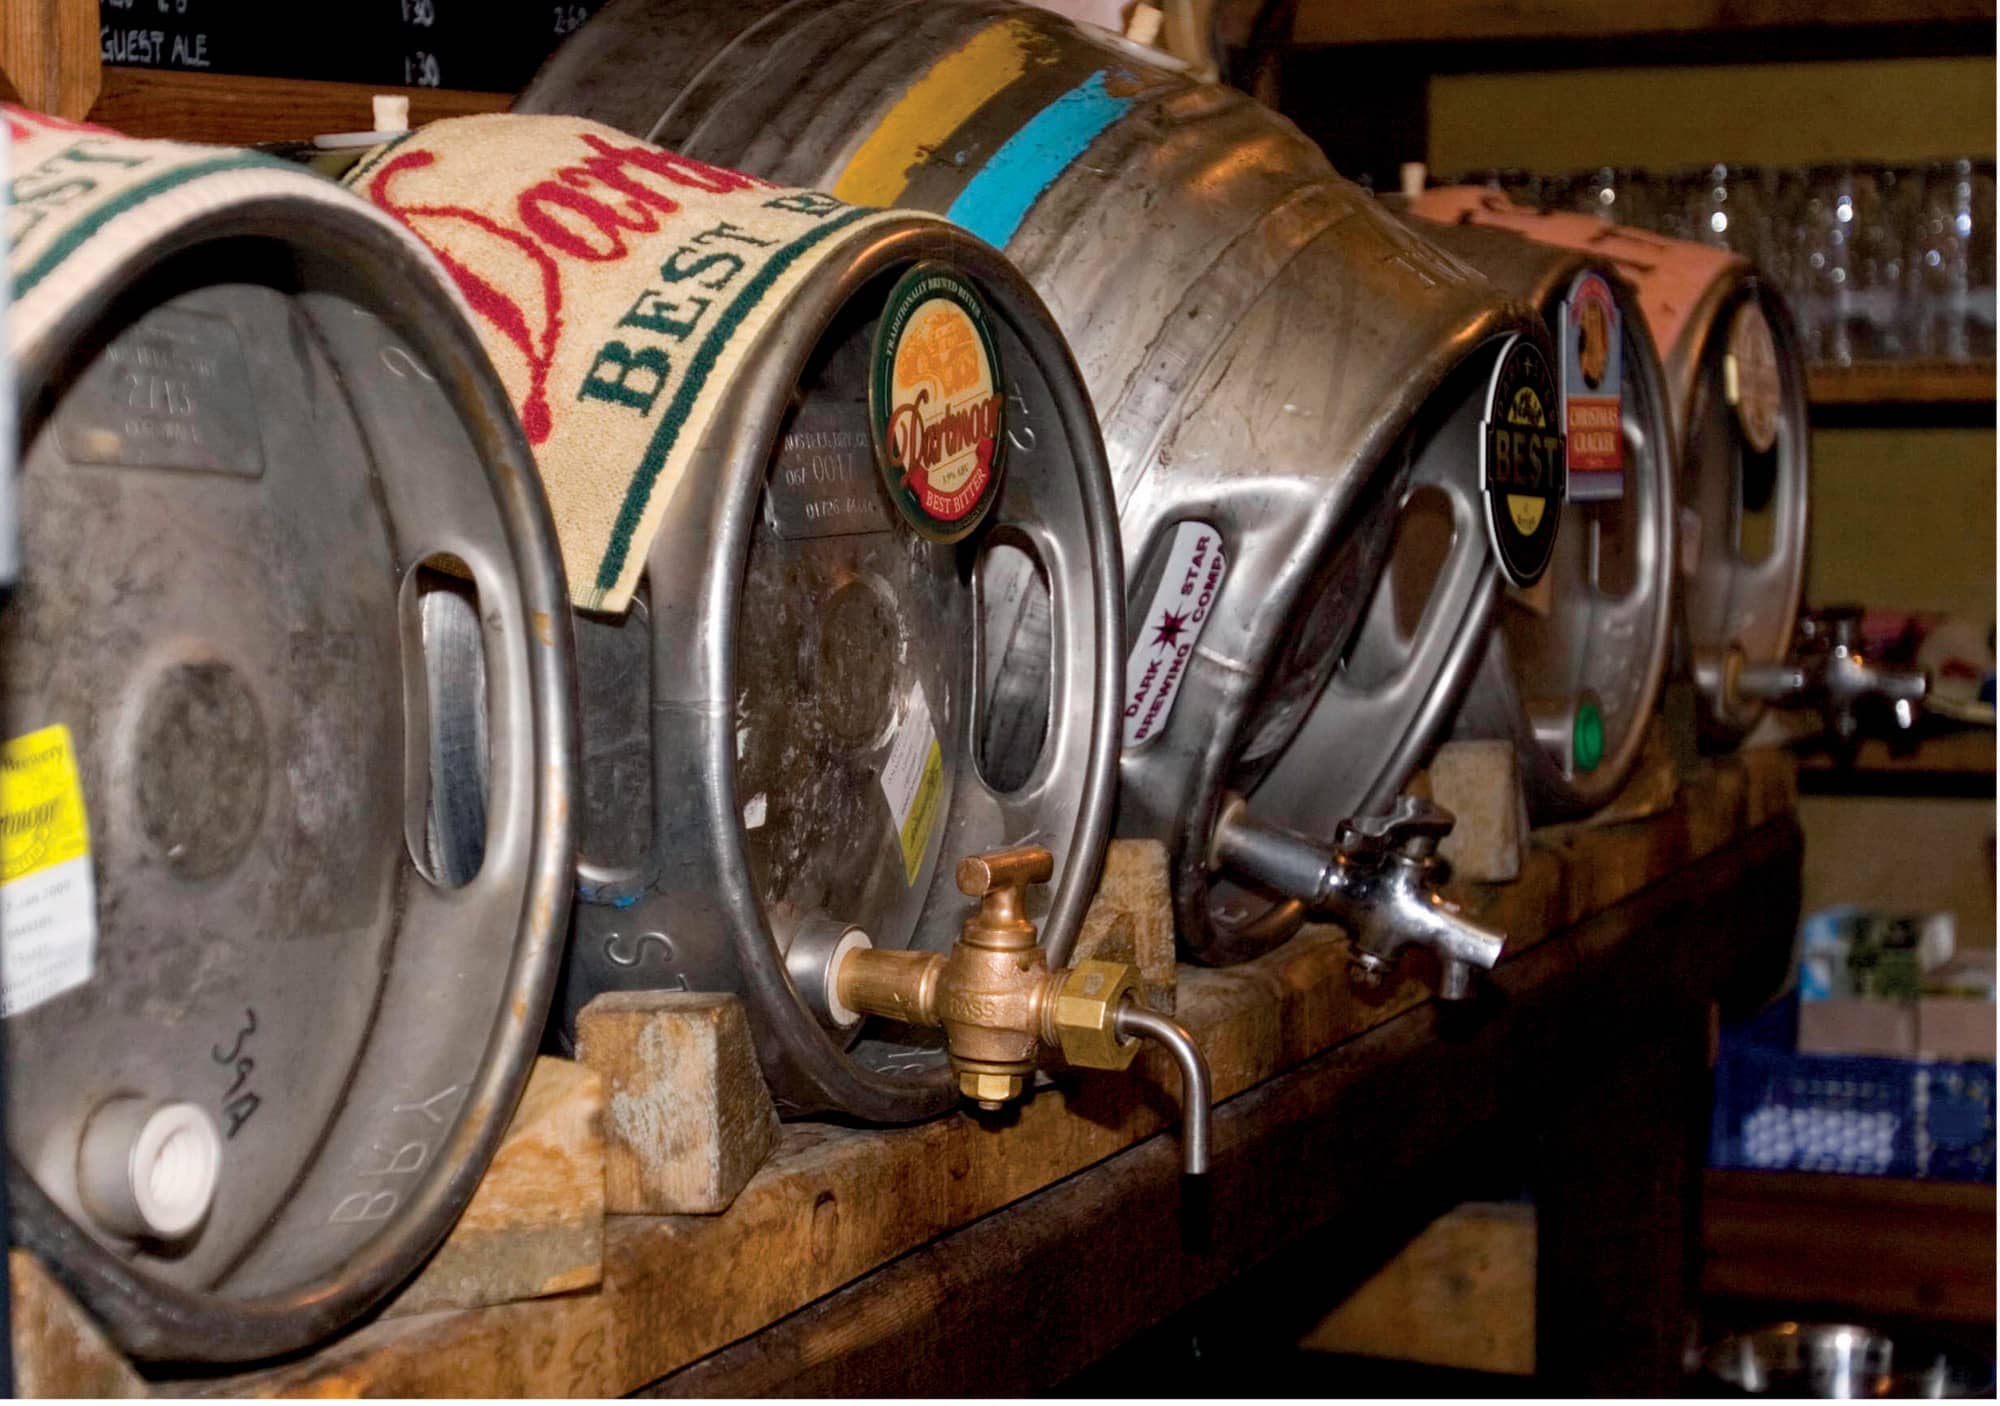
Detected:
left=1807, top=427, right=1996, bottom=622
left=1429, top=56, right=1996, bottom=173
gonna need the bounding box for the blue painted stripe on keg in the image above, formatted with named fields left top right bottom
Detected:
left=943, top=69, right=1133, bottom=248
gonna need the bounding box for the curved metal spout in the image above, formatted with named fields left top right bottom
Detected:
left=1113, top=1003, right=1212, bottom=1176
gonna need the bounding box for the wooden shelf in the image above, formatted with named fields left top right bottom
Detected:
left=164, top=753, right=1800, bottom=1397
left=1800, top=728, right=1995, bottom=776
left=1280, top=0, right=1994, bottom=47
left=1796, top=728, right=1995, bottom=799
left=86, top=68, right=509, bottom=147
left=1705, top=1168, right=1997, bottom=1323
left=1807, top=360, right=1996, bottom=408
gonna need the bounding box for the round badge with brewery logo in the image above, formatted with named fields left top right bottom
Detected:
left=1479, top=334, right=1566, bottom=589
left=869, top=263, right=1008, bottom=543
left=1727, top=300, right=1781, bottom=454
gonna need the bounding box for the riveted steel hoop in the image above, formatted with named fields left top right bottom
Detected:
left=4, top=201, right=576, bottom=1362
left=525, top=0, right=1536, bottom=968
left=560, top=221, right=1121, bottom=1122
left=1406, top=220, right=1679, bottom=819
left=1664, top=274, right=1811, bottom=748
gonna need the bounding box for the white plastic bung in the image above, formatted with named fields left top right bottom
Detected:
left=824, top=928, right=875, bottom=1030
left=130, top=1102, right=223, bottom=1240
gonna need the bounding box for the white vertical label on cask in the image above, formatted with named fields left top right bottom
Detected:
left=1123, top=521, right=1227, bottom=749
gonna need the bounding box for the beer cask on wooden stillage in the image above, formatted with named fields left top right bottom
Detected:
left=523, top=0, right=1546, bottom=968
left=1408, top=189, right=1811, bottom=751
left=349, top=114, right=1127, bottom=1122
left=1, top=107, right=576, bottom=1361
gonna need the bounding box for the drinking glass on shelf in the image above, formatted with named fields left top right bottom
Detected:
left=1678, top=163, right=1773, bottom=265
left=1904, top=159, right=1977, bottom=361
left=1844, top=164, right=1903, bottom=360
left=1798, top=163, right=1865, bottom=366
left=1968, top=159, right=1995, bottom=359
left=1572, top=166, right=1665, bottom=230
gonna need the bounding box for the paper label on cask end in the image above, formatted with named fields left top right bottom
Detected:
left=1560, top=270, right=1624, bottom=501
left=1, top=725, right=97, bottom=1017
left=1123, top=521, right=1227, bottom=749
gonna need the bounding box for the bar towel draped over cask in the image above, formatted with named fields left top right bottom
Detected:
left=346, top=114, right=915, bottom=613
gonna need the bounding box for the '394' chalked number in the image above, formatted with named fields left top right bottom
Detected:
left=1479, top=334, right=1566, bottom=588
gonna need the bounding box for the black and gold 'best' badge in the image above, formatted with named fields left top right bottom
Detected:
left=1479, top=334, right=1566, bottom=588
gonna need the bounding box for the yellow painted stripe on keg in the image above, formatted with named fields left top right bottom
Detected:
left=832, top=17, right=1041, bottom=207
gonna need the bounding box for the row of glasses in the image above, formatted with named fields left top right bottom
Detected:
left=1452, top=161, right=1996, bottom=365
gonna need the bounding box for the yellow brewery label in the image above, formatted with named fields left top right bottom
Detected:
left=3, top=725, right=89, bottom=882
left=1, top=725, right=98, bottom=1016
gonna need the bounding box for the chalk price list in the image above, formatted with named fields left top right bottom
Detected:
left=99, top=0, right=608, bottom=92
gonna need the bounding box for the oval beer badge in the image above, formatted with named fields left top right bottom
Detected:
left=1560, top=270, right=1624, bottom=502
left=870, top=263, right=1008, bottom=542
left=1726, top=300, right=1781, bottom=455
left=1480, top=334, right=1566, bottom=588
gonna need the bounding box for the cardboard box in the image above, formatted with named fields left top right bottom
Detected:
left=1916, top=997, right=1998, bottom=1062
left=1796, top=998, right=1918, bottom=1058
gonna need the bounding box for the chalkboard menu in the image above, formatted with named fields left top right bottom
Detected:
left=100, top=0, right=605, bottom=93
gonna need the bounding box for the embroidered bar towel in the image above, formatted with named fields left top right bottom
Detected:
left=5, top=105, right=436, bottom=364
left=347, top=114, right=911, bottom=613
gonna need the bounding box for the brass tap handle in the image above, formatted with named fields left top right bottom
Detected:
left=956, top=844, right=1054, bottom=949
left=956, top=844, right=1055, bottom=897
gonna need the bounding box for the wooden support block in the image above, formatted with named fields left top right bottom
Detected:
left=10, top=1250, right=144, bottom=1398
left=1073, top=838, right=1178, bottom=1013
left=1299, top=1201, right=1536, bottom=1375
left=1426, top=740, right=1527, bottom=883
left=386, top=1056, right=606, bottom=1318
left=0, top=0, right=100, bottom=120
left=576, top=991, right=778, bottom=1215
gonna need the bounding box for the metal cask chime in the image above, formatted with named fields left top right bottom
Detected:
left=1383, top=200, right=1680, bottom=819
left=1409, top=189, right=1927, bottom=755
left=348, top=114, right=1209, bottom=1137
left=523, top=0, right=1521, bottom=982
left=0, top=109, right=576, bottom=1362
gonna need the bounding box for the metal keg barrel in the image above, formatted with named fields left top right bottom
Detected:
left=522, top=0, right=1542, bottom=967
left=1406, top=190, right=1811, bottom=750
left=1390, top=195, right=1679, bottom=818
left=0, top=111, right=575, bottom=1360
left=571, top=225, right=1121, bottom=1123
left=350, top=115, right=1124, bottom=1123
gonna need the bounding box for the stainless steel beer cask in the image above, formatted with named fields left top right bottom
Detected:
left=1387, top=201, right=1679, bottom=819
left=345, top=112, right=1123, bottom=1125
left=558, top=225, right=1125, bottom=1123
left=523, top=0, right=1543, bottom=965
left=1408, top=190, right=1811, bottom=751
left=1, top=110, right=576, bottom=1361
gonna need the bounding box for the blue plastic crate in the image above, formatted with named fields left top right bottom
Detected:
left=1710, top=1039, right=1996, bottom=1182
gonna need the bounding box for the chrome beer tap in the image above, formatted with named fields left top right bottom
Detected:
left=1209, top=794, right=1506, bottom=999
left=1725, top=605, right=1929, bottom=761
